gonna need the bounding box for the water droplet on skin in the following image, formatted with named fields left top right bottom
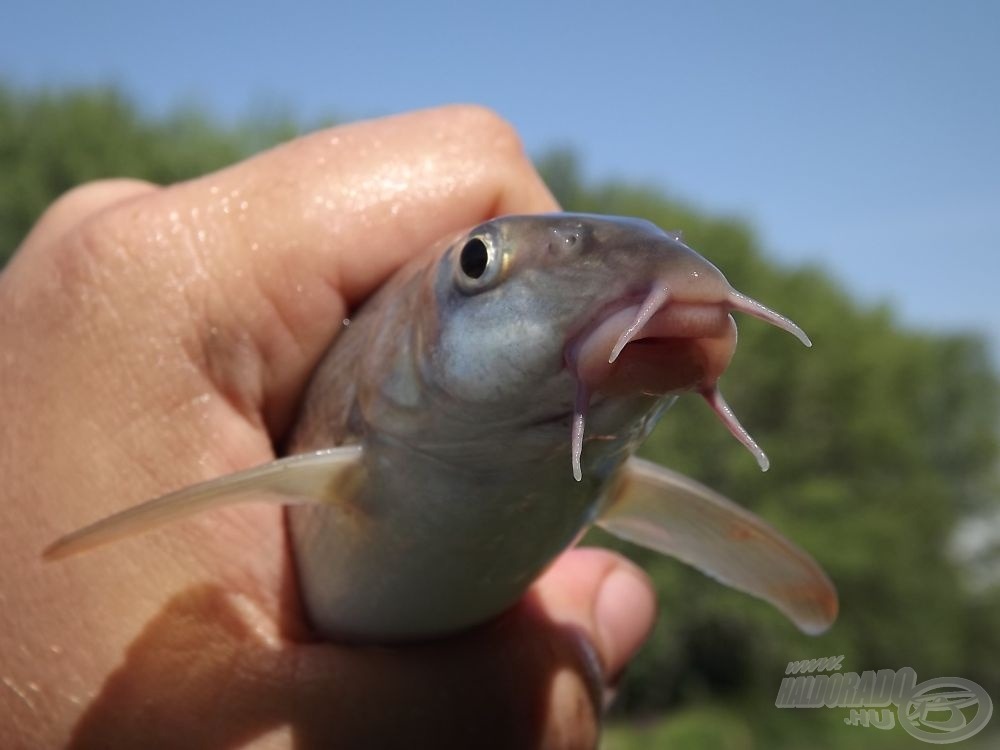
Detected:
left=3, top=676, right=34, bottom=709
left=209, top=185, right=219, bottom=195
left=196, top=229, right=206, bottom=243
left=168, top=210, right=179, bottom=222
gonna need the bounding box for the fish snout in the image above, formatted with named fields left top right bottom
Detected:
left=566, top=263, right=810, bottom=397
left=564, top=273, right=811, bottom=479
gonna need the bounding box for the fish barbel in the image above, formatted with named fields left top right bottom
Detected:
left=45, top=214, right=837, bottom=642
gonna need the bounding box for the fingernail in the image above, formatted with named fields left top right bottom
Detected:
left=594, top=565, right=656, bottom=678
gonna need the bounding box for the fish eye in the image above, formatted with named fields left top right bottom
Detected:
left=460, top=238, right=489, bottom=279
left=454, top=234, right=503, bottom=293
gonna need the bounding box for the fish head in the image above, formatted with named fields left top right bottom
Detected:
left=430, top=214, right=723, bottom=395
left=424, top=213, right=810, bottom=477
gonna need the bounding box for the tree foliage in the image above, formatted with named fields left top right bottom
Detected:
left=3, top=85, right=997, bottom=745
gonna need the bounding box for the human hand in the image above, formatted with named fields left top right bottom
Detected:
left=0, top=106, right=656, bottom=749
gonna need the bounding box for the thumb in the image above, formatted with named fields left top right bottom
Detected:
left=65, top=550, right=657, bottom=750
left=529, top=547, right=658, bottom=686
left=287, top=547, right=657, bottom=749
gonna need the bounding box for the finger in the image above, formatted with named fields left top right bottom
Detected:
left=178, top=104, right=559, bottom=306
left=15, top=178, right=157, bottom=256
left=528, top=547, right=657, bottom=681
left=62, top=551, right=654, bottom=749
left=65, top=581, right=597, bottom=749
left=81, top=106, right=559, bottom=432
left=286, top=548, right=655, bottom=747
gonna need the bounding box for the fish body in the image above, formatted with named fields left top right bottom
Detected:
left=45, top=214, right=838, bottom=642
left=288, top=216, right=671, bottom=639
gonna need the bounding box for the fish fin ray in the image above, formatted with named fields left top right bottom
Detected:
left=597, top=457, right=837, bottom=634
left=43, top=446, right=364, bottom=560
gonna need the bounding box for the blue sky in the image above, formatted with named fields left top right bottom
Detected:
left=3, top=1, right=998, bottom=359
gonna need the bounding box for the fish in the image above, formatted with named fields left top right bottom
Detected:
left=44, top=213, right=838, bottom=642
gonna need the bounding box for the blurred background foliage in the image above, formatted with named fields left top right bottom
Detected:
left=2, top=83, right=997, bottom=748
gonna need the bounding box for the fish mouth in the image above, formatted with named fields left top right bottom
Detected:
left=565, top=284, right=811, bottom=481
left=571, top=300, right=738, bottom=396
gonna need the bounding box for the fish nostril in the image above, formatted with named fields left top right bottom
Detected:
left=552, top=227, right=581, bottom=248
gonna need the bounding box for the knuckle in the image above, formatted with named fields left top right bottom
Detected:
left=39, top=178, right=156, bottom=235
left=49, top=210, right=123, bottom=292
left=48, top=188, right=153, bottom=294
left=447, top=104, right=528, bottom=159
left=14, top=178, right=158, bottom=277
left=73, top=206, right=122, bottom=259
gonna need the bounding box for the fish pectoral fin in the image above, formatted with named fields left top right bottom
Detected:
left=43, top=446, right=364, bottom=561
left=597, top=457, right=838, bottom=635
